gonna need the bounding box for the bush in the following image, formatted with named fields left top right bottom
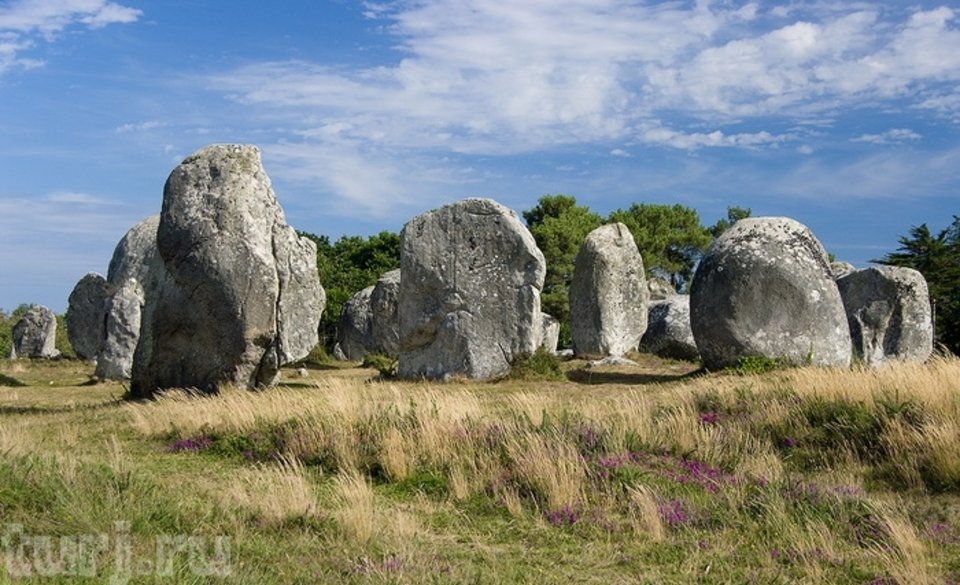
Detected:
left=725, top=355, right=791, bottom=376
left=508, top=348, right=565, bottom=381
left=362, top=354, right=397, bottom=378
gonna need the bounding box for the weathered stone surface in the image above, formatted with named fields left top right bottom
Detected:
left=539, top=313, right=560, bottom=353
left=108, top=215, right=161, bottom=286
left=569, top=223, right=648, bottom=358
left=369, top=269, right=401, bottom=356
left=837, top=266, right=933, bottom=366
left=398, top=198, right=545, bottom=380
left=91, top=216, right=161, bottom=379
left=831, top=261, right=856, bottom=279
left=338, top=285, right=374, bottom=361
left=640, top=295, right=699, bottom=361
left=96, top=278, right=145, bottom=380
left=131, top=144, right=325, bottom=396
left=336, top=269, right=402, bottom=361
left=690, top=217, right=851, bottom=370
left=647, top=276, right=675, bottom=301
left=66, top=272, right=108, bottom=359
left=12, top=306, right=59, bottom=359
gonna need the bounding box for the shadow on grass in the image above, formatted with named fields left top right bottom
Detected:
left=565, top=367, right=705, bottom=386
left=0, top=397, right=126, bottom=415
left=0, top=373, right=27, bottom=387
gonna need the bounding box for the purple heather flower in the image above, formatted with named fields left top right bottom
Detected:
left=658, top=499, right=690, bottom=528
left=698, top=412, right=720, bottom=425
left=167, top=436, right=213, bottom=453
left=545, top=505, right=579, bottom=527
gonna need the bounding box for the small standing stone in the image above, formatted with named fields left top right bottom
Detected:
left=569, top=223, right=648, bottom=359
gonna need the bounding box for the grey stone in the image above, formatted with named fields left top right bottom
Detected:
left=66, top=272, right=108, bottom=359
left=96, top=278, right=145, bottom=380
left=640, top=295, right=699, bottom=361
left=831, top=261, right=856, bottom=279
left=108, top=215, right=161, bottom=286
left=690, top=216, right=851, bottom=370
left=131, top=144, right=325, bottom=397
left=89, top=216, right=160, bottom=380
left=647, top=276, right=676, bottom=300
left=539, top=313, right=560, bottom=353
left=338, top=285, right=374, bottom=361
left=12, top=305, right=59, bottom=359
left=336, top=269, right=402, bottom=361
left=569, top=223, right=648, bottom=358
left=369, top=269, right=401, bottom=356
left=837, top=266, right=933, bottom=366
left=398, top=198, right=545, bottom=380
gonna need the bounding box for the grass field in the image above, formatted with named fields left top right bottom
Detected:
left=1, top=354, right=959, bottom=584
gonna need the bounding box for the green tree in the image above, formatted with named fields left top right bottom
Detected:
left=608, top=203, right=712, bottom=291
left=522, top=195, right=603, bottom=347
left=875, top=216, right=960, bottom=354
left=708, top=206, right=752, bottom=238
left=299, top=230, right=401, bottom=350
left=0, top=304, right=33, bottom=359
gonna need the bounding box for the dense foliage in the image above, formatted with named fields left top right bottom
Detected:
left=298, top=231, right=401, bottom=349
left=522, top=195, right=603, bottom=346
left=875, top=215, right=960, bottom=354
left=608, top=203, right=713, bottom=291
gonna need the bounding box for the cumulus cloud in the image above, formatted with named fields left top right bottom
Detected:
left=0, top=0, right=141, bottom=74
left=115, top=121, right=163, bottom=133
left=200, top=2, right=960, bottom=211
left=211, top=3, right=960, bottom=156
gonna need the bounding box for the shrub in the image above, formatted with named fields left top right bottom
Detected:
left=507, top=348, right=565, bottom=381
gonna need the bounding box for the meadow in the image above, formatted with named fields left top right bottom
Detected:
left=1, top=354, right=959, bottom=584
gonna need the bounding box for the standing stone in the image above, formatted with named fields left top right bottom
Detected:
left=95, top=215, right=161, bottom=380
left=837, top=266, right=933, bottom=366
left=539, top=313, right=561, bottom=353
left=12, top=306, right=59, bottom=359
left=690, top=217, right=851, bottom=370
left=338, top=286, right=374, bottom=361
left=97, top=279, right=145, bottom=380
left=640, top=295, right=699, bottom=361
left=66, top=272, right=108, bottom=360
left=336, top=269, right=402, bottom=361
left=131, top=144, right=325, bottom=397
left=398, top=198, right=545, bottom=380
left=569, top=223, right=648, bottom=358
left=369, top=269, right=401, bottom=356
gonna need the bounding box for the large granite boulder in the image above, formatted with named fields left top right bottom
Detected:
left=398, top=198, right=545, bottom=380
left=690, top=217, right=851, bottom=370
left=837, top=266, right=933, bottom=366
left=569, top=223, right=648, bottom=358
left=12, top=306, right=59, bottom=359
left=95, top=215, right=160, bottom=380
left=66, top=272, right=108, bottom=359
left=337, top=269, right=402, bottom=361
left=640, top=295, right=699, bottom=361
left=131, top=144, right=325, bottom=396
left=830, top=261, right=856, bottom=279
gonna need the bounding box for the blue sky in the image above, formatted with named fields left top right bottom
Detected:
left=1, top=0, right=959, bottom=312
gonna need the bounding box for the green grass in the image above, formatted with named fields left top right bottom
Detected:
left=1, top=357, right=959, bottom=583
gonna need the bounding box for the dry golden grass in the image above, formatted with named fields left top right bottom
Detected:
left=224, top=456, right=318, bottom=524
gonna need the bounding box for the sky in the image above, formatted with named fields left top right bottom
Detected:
left=1, top=0, right=959, bottom=312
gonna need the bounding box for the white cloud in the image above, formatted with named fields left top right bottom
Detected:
left=115, top=121, right=163, bottom=133
left=609, top=148, right=630, bottom=157
left=0, top=0, right=140, bottom=74
left=639, top=126, right=789, bottom=150
left=850, top=128, right=921, bottom=144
